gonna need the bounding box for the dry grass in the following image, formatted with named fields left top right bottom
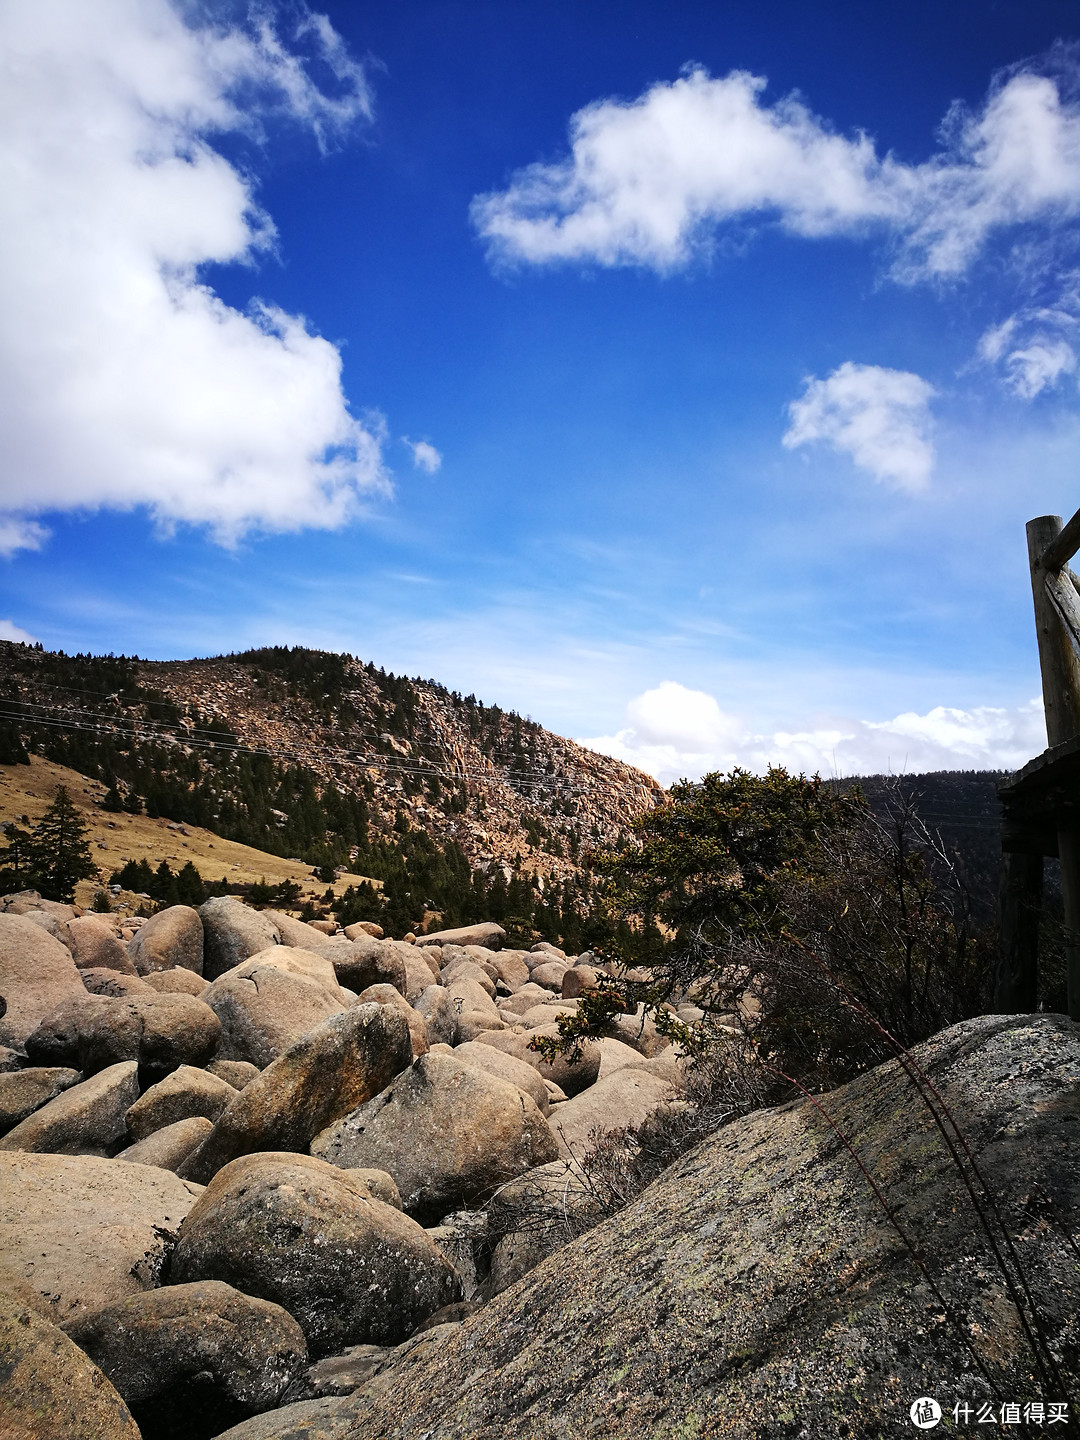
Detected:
left=0, top=755, right=379, bottom=910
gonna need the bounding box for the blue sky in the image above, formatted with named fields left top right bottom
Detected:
left=2, top=1, right=1080, bottom=781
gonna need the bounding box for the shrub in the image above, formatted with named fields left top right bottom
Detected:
left=544, top=770, right=994, bottom=1094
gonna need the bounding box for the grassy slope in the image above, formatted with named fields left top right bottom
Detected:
left=0, top=755, right=379, bottom=911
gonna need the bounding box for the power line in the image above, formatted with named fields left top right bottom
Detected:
left=0, top=697, right=612, bottom=803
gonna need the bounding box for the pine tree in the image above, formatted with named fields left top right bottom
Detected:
left=175, top=861, right=206, bottom=907
left=0, top=821, right=37, bottom=892
left=0, top=726, right=30, bottom=765
left=27, top=786, right=98, bottom=902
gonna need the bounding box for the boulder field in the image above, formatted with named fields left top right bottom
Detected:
left=0, top=894, right=677, bottom=1440
left=216, top=1014, right=1080, bottom=1440
left=6, top=891, right=1072, bottom=1439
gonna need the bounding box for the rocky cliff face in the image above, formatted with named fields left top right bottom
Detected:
left=145, top=652, right=663, bottom=883
left=0, top=643, right=664, bottom=890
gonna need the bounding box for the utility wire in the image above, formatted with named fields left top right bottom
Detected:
left=0, top=697, right=618, bottom=803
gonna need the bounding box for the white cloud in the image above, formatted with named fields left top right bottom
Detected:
left=406, top=439, right=442, bottom=474
left=1004, top=337, right=1078, bottom=398
left=579, top=681, right=1047, bottom=785
left=0, top=0, right=387, bottom=551
left=0, top=619, right=37, bottom=644
left=976, top=291, right=1080, bottom=398
left=473, top=59, right=1080, bottom=281
left=0, top=517, right=49, bottom=558
left=783, top=362, right=936, bottom=492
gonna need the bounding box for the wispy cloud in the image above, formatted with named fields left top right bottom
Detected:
left=405, top=439, right=443, bottom=474
left=0, top=517, right=49, bottom=559
left=783, top=363, right=936, bottom=492
left=0, top=0, right=387, bottom=554
left=473, top=55, right=1080, bottom=282
left=976, top=285, right=1080, bottom=398
left=579, top=680, right=1046, bottom=784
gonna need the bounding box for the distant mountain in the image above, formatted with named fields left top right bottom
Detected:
left=0, top=641, right=663, bottom=947
left=839, top=769, right=1010, bottom=911
left=0, top=640, right=1024, bottom=936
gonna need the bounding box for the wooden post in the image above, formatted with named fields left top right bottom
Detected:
left=1027, top=515, right=1080, bottom=1020
left=1027, top=517, right=1080, bottom=745
left=994, top=850, right=1042, bottom=1012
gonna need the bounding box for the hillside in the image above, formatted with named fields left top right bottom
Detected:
left=0, top=641, right=1026, bottom=940
left=0, top=754, right=381, bottom=915
left=0, top=642, right=664, bottom=945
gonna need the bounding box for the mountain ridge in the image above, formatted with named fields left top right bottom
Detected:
left=0, top=641, right=665, bottom=944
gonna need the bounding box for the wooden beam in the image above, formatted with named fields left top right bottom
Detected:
left=1045, top=568, right=1080, bottom=666
left=1059, top=827, right=1080, bottom=1022
left=995, top=850, right=1042, bottom=1013
left=1027, top=516, right=1080, bottom=748
left=1027, top=516, right=1080, bottom=1021
left=1039, top=503, right=1080, bottom=571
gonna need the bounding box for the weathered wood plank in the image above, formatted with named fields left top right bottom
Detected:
left=1038, top=502, right=1080, bottom=571
left=1027, top=516, right=1080, bottom=748
left=1045, top=567, right=1080, bottom=667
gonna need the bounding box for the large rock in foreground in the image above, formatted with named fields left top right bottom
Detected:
left=180, top=1003, right=413, bottom=1184
left=62, top=1280, right=307, bottom=1440
left=322, top=935, right=408, bottom=997
left=0, top=1150, right=201, bottom=1320
left=311, top=1053, right=558, bottom=1224
left=202, top=951, right=346, bottom=1068
left=0, top=1060, right=139, bottom=1155
left=125, top=1063, right=237, bottom=1140
left=0, top=1065, right=82, bottom=1136
left=171, top=1153, right=460, bottom=1359
left=66, top=916, right=136, bottom=974
left=115, top=1115, right=214, bottom=1172
left=268, top=1015, right=1080, bottom=1440
left=0, top=1293, right=140, bottom=1440
left=0, top=913, right=86, bottom=1049
left=548, top=1067, right=675, bottom=1158
left=475, top=1025, right=601, bottom=1097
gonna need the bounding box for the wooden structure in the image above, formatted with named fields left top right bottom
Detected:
left=996, top=510, right=1080, bottom=1020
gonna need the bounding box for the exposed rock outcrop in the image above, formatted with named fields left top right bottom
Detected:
left=62, top=1280, right=308, bottom=1440
left=127, top=904, right=204, bottom=975
left=0, top=1150, right=202, bottom=1320
left=0, top=1293, right=141, bottom=1440
left=0, top=913, right=86, bottom=1049
left=199, top=897, right=280, bottom=981
left=245, top=1014, right=1080, bottom=1440
left=24, top=989, right=221, bottom=1081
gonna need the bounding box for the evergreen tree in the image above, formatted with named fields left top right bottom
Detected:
left=0, top=726, right=30, bottom=765
left=151, top=860, right=179, bottom=905
left=115, top=857, right=155, bottom=893
left=27, top=786, right=98, bottom=902
left=0, top=821, right=37, bottom=892
left=175, top=861, right=206, bottom=907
